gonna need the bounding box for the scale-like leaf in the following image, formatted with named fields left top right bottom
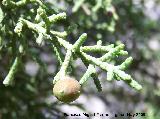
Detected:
left=0, top=7, right=4, bottom=23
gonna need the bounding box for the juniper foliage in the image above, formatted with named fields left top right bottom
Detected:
left=1, top=0, right=141, bottom=91
left=0, top=0, right=149, bottom=118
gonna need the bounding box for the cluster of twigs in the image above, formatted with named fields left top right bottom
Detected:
left=1, top=0, right=142, bottom=92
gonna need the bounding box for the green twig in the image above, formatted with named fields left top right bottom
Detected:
left=3, top=57, right=21, bottom=86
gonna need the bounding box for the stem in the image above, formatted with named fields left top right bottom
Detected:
left=81, top=44, right=114, bottom=53
left=3, top=57, right=21, bottom=86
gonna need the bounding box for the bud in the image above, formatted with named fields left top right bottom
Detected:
left=53, top=76, right=81, bottom=103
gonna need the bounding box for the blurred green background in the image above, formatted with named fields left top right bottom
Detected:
left=0, top=0, right=160, bottom=119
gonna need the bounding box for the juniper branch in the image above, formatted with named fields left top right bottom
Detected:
left=53, top=33, right=87, bottom=84
left=2, top=0, right=47, bottom=9
left=10, top=1, right=142, bottom=92
left=80, top=50, right=142, bottom=90
left=3, top=57, right=21, bottom=86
